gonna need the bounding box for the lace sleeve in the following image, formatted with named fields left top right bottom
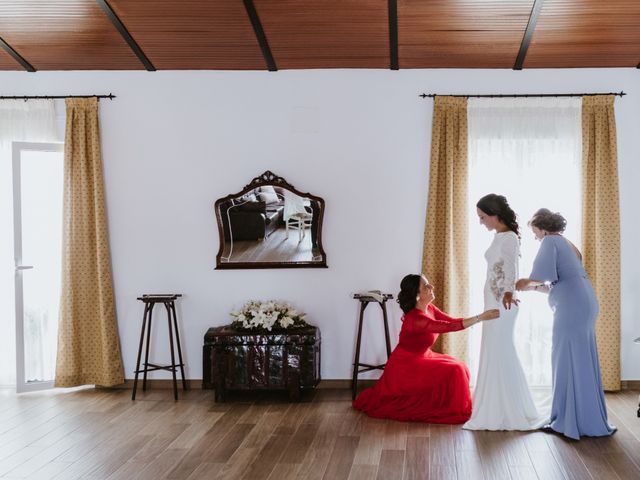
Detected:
left=426, top=305, right=464, bottom=332
left=408, top=306, right=464, bottom=333
left=497, top=234, right=519, bottom=294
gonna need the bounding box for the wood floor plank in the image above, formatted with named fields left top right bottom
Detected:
left=571, top=437, right=621, bottom=480
left=299, top=413, right=346, bottom=480
left=242, top=433, right=291, bottom=480
left=207, top=423, right=255, bottom=463
left=103, top=460, right=148, bottom=480
left=406, top=421, right=430, bottom=437
left=501, top=432, right=534, bottom=467
left=128, top=448, right=188, bottom=480
left=322, top=435, right=360, bottom=480
left=131, top=423, right=190, bottom=463
left=348, top=465, right=378, bottom=480
left=376, top=449, right=404, bottom=480
left=525, top=449, right=566, bottom=480
left=454, top=448, right=484, bottom=480
left=603, top=451, right=640, bottom=480
left=475, top=431, right=514, bottom=480
left=403, top=436, right=429, bottom=480
left=183, top=462, right=226, bottom=480
left=239, top=409, right=290, bottom=450
left=23, top=460, right=73, bottom=480
left=430, top=465, right=456, bottom=479
left=383, top=421, right=408, bottom=451
left=84, top=433, right=155, bottom=479
left=0, top=446, right=41, bottom=477
left=3, top=431, right=90, bottom=478
left=607, top=393, right=640, bottom=442
left=603, top=408, right=640, bottom=470
left=451, top=427, right=478, bottom=451
left=166, top=404, right=251, bottom=478
left=266, top=463, right=302, bottom=480
left=212, top=447, right=258, bottom=480
left=353, top=417, right=386, bottom=466
left=507, top=465, right=539, bottom=480
left=429, top=425, right=455, bottom=467
left=543, top=433, right=593, bottom=480
left=281, top=423, right=320, bottom=464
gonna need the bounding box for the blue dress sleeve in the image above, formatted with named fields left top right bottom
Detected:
left=530, top=237, right=558, bottom=283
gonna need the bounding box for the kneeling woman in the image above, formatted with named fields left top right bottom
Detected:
left=353, top=274, right=498, bottom=424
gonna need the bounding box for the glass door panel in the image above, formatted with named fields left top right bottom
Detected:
left=13, top=142, right=63, bottom=392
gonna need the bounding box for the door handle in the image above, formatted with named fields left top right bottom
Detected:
left=15, top=265, right=33, bottom=271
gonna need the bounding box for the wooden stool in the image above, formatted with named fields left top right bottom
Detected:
left=351, top=291, right=393, bottom=400
left=132, top=294, right=187, bottom=401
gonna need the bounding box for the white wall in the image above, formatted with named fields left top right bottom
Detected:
left=1, top=68, right=639, bottom=381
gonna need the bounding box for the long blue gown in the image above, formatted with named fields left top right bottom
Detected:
left=530, top=235, right=616, bottom=439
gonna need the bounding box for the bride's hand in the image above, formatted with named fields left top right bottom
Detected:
left=502, top=292, right=520, bottom=310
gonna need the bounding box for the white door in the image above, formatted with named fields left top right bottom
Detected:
left=12, top=142, right=64, bottom=393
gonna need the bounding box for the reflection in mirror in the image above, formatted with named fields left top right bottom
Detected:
left=215, top=171, right=327, bottom=269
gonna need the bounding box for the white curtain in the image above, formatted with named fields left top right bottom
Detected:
left=467, top=97, right=582, bottom=387
left=0, top=100, right=59, bottom=386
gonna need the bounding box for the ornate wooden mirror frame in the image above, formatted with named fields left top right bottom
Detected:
left=214, top=171, right=328, bottom=269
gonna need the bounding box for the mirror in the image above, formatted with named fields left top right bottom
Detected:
left=215, top=171, right=327, bottom=269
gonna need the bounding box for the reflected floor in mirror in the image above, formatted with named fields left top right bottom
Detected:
left=221, top=225, right=320, bottom=263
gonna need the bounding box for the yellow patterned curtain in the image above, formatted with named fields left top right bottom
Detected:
left=422, top=96, right=469, bottom=360
left=581, top=95, right=620, bottom=391
left=55, top=98, right=124, bottom=387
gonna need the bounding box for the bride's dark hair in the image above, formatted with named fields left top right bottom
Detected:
left=477, top=194, right=520, bottom=238
left=397, top=274, right=421, bottom=313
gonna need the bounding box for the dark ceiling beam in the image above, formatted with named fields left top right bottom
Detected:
left=514, top=0, right=544, bottom=70
left=243, top=0, right=277, bottom=71
left=388, top=0, right=399, bottom=70
left=0, top=36, right=35, bottom=72
left=96, top=0, right=155, bottom=71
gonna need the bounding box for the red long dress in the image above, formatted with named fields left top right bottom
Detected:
left=352, top=305, right=472, bottom=423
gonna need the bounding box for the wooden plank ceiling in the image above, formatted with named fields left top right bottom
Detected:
left=526, top=0, right=640, bottom=68
left=0, top=0, right=638, bottom=72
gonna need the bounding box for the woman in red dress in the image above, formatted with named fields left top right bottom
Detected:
left=353, top=274, right=499, bottom=423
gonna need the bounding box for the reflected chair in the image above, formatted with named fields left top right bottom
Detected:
left=284, top=190, right=312, bottom=242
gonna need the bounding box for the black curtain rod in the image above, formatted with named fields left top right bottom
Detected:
left=0, top=94, right=116, bottom=101
left=420, top=92, right=625, bottom=99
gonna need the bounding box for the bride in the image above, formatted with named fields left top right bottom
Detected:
left=464, top=194, right=548, bottom=431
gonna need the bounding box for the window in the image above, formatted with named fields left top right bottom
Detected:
left=466, top=98, right=582, bottom=387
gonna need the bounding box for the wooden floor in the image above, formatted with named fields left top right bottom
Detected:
left=1, top=387, right=639, bottom=480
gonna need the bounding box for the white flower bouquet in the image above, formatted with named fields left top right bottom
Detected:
left=230, top=300, right=308, bottom=331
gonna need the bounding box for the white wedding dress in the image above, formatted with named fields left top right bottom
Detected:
left=463, top=231, right=549, bottom=431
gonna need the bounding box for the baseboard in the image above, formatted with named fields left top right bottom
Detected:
left=105, top=378, right=640, bottom=391
left=317, top=379, right=376, bottom=389
left=109, top=378, right=375, bottom=390
left=107, top=379, right=203, bottom=390
left=621, top=380, right=640, bottom=390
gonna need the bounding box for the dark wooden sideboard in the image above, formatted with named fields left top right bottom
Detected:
left=203, top=325, right=321, bottom=401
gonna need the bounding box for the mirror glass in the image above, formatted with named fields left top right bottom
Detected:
left=215, top=171, right=327, bottom=269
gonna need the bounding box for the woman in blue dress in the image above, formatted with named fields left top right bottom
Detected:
left=515, top=208, right=616, bottom=440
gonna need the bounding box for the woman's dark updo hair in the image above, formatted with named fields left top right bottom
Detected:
left=397, top=274, right=421, bottom=314
left=477, top=194, right=520, bottom=238
left=528, top=208, right=567, bottom=233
